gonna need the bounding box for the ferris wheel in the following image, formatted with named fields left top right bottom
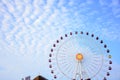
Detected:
left=48, top=31, right=112, bottom=80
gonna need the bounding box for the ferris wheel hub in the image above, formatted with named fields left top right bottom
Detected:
left=76, top=53, right=83, bottom=61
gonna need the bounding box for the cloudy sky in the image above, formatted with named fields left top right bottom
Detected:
left=0, top=0, right=120, bottom=80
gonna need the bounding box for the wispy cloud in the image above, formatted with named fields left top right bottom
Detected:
left=101, top=27, right=120, bottom=41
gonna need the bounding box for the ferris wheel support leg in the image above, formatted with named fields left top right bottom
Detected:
left=73, top=61, right=83, bottom=80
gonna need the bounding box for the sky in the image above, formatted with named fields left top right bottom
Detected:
left=0, top=0, right=120, bottom=80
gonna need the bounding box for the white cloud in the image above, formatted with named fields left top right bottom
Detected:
left=99, top=0, right=112, bottom=6
left=111, top=0, right=120, bottom=6
left=86, top=0, right=94, bottom=4
left=112, top=7, right=120, bottom=18
left=57, top=0, right=67, bottom=7
left=22, top=4, right=32, bottom=17
left=101, top=27, right=120, bottom=41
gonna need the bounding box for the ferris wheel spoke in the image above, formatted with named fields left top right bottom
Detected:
left=67, top=39, right=79, bottom=54
left=58, top=51, right=68, bottom=55
left=92, top=55, right=103, bottom=60
left=58, top=47, right=75, bottom=57
left=58, top=60, right=70, bottom=66
left=89, top=63, right=98, bottom=70
left=57, top=54, right=66, bottom=58
left=89, top=64, right=99, bottom=74
left=88, top=63, right=101, bottom=78
left=91, top=60, right=101, bottom=66
left=58, top=55, right=73, bottom=61
left=58, top=60, right=75, bottom=78
left=64, top=63, right=74, bottom=74
left=58, top=51, right=75, bottom=58
left=87, top=62, right=98, bottom=74
left=58, top=58, right=74, bottom=66
left=85, top=64, right=92, bottom=78
left=89, top=61, right=100, bottom=68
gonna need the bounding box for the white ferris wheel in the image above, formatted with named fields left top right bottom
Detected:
left=48, top=31, right=112, bottom=80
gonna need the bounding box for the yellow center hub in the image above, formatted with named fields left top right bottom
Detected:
left=76, top=53, right=83, bottom=61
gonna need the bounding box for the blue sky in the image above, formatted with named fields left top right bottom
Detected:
left=0, top=0, right=120, bottom=80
